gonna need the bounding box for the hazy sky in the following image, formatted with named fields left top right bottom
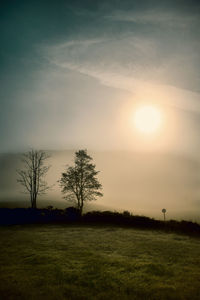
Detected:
left=1, top=0, right=200, bottom=154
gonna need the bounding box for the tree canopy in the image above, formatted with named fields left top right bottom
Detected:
left=59, top=150, right=103, bottom=214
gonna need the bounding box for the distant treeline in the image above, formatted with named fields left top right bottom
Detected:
left=0, top=208, right=199, bottom=237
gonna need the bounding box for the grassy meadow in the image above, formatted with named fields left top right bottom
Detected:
left=0, top=225, right=200, bottom=300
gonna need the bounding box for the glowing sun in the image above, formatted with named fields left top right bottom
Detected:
left=134, top=105, right=162, bottom=134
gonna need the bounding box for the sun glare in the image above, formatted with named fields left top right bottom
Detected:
left=134, top=105, right=162, bottom=134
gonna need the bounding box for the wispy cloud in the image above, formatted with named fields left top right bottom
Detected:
left=42, top=38, right=200, bottom=115
left=105, top=9, right=198, bottom=28
left=39, top=4, right=200, bottom=124
left=44, top=35, right=200, bottom=111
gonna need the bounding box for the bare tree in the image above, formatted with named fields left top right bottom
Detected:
left=17, top=150, right=51, bottom=209
left=59, top=150, right=103, bottom=214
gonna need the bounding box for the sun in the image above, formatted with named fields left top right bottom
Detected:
left=134, top=105, right=162, bottom=134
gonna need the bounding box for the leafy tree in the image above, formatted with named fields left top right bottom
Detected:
left=59, top=150, right=103, bottom=214
left=17, top=150, right=51, bottom=209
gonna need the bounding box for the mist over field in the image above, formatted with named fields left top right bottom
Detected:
left=0, top=0, right=200, bottom=222
left=0, top=150, right=199, bottom=222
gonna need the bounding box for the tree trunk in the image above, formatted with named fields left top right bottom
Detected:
left=79, top=205, right=83, bottom=215
left=79, top=196, right=84, bottom=215
left=32, top=195, right=37, bottom=209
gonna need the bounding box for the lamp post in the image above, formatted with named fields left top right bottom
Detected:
left=162, top=208, right=166, bottom=221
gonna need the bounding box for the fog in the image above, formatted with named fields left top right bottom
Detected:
left=0, top=150, right=199, bottom=222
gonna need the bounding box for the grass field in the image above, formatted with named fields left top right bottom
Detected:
left=0, top=225, right=200, bottom=300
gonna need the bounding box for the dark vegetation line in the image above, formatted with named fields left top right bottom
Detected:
left=0, top=207, right=199, bottom=237
left=3, top=149, right=198, bottom=238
